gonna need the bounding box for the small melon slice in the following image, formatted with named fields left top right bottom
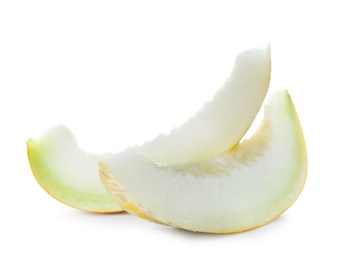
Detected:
left=27, top=125, right=123, bottom=212
left=99, top=90, right=307, bottom=233
left=27, top=45, right=271, bottom=212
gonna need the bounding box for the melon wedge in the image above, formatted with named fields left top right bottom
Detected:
left=99, top=90, right=307, bottom=233
left=27, top=45, right=271, bottom=212
left=27, top=125, right=123, bottom=212
left=138, top=44, right=271, bottom=164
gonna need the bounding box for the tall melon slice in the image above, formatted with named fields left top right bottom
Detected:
left=99, top=90, right=307, bottom=232
left=27, top=45, right=271, bottom=212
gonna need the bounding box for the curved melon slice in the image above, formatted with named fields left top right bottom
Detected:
left=99, top=90, right=307, bottom=233
left=138, top=44, right=271, bottom=164
left=27, top=126, right=123, bottom=212
left=27, top=45, right=271, bottom=213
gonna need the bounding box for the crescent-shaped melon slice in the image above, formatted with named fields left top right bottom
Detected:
left=27, top=126, right=122, bottom=212
left=138, top=44, right=271, bottom=164
left=98, top=90, right=307, bottom=233
left=27, top=45, right=271, bottom=212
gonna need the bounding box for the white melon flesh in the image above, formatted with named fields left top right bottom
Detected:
left=99, top=90, right=307, bottom=233
left=27, top=126, right=123, bottom=212
left=27, top=45, right=271, bottom=212
left=139, top=44, right=271, bottom=164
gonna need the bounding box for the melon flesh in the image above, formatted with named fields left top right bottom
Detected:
left=99, top=90, right=307, bottom=233
left=138, top=45, right=271, bottom=164
left=27, top=45, right=271, bottom=212
left=27, top=126, right=122, bottom=212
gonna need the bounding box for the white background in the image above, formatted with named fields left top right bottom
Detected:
left=1, top=1, right=337, bottom=259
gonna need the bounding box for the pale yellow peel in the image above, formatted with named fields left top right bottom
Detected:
left=98, top=162, right=163, bottom=224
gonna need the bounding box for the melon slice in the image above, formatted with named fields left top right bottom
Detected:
left=27, top=126, right=122, bottom=212
left=138, top=44, right=271, bottom=164
left=27, top=45, right=271, bottom=212
left=99, top=90, right=307, bottom=233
